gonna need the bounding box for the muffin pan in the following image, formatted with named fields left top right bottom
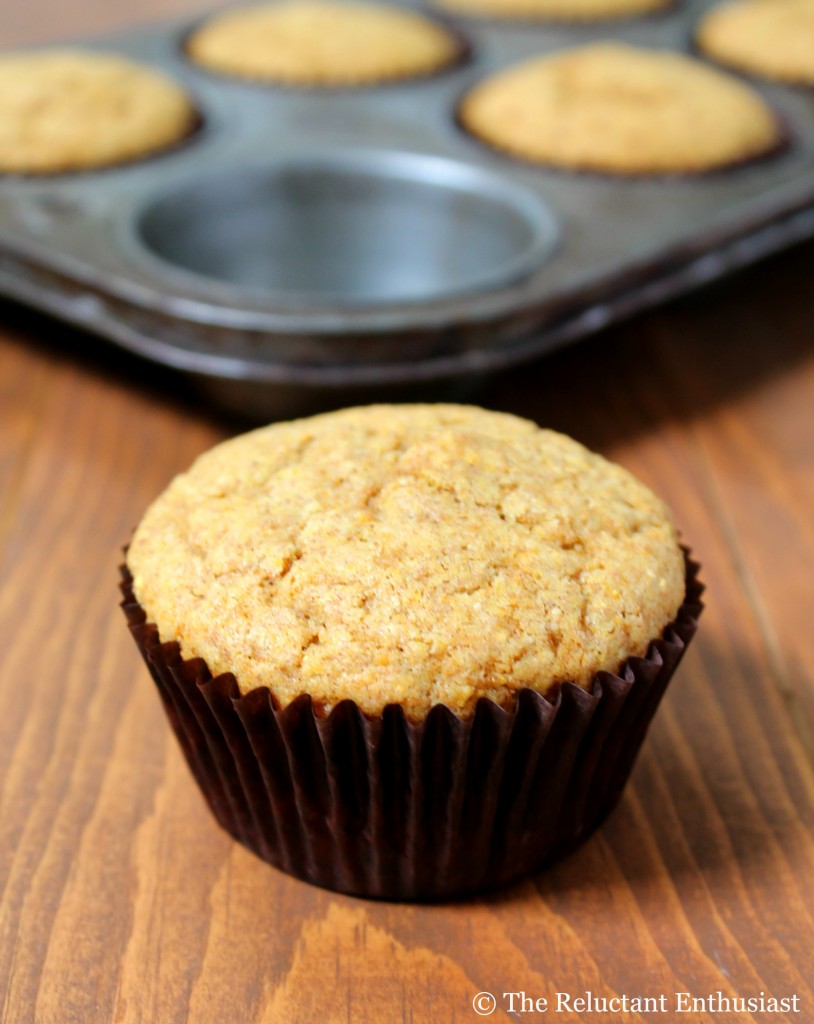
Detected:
left=3, top=0, right=814, bottom=417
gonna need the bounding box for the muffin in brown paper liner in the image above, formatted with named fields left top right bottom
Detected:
left=0, top=50, right=200, bottom=176
left=119, top=552, right=702, bottom=901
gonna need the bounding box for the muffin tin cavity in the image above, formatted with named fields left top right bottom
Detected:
left=2, top=1, right=814, bottom=418
left=136, top=153, right=558, bottom=306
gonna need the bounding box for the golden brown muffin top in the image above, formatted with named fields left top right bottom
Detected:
left=459, top=43, right=780, bottom=174
left=128, top=405, right=686, bottom=718
left=186, top=0, right=461, bottom=86
left=436, top=0, right=668, bottom=21
left=0, top=50, right=196, bottom=175
left=697, top=0, right=814, bottom=85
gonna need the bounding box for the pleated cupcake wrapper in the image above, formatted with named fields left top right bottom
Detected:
left=120, top=551, right=703, bottom=900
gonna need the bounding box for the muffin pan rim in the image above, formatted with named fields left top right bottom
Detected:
left=2, top=0, right=814, bottom=409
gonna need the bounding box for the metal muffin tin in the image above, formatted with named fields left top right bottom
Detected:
left=3, top=0, right=814, bottom=418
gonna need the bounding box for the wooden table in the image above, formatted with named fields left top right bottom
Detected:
left=2, top=5, right=814, bottom=1022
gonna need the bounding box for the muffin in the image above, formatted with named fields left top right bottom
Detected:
left=436, top=0, right=669, bottom=22
left=697, top=0, right=814, bottom=85
left=186, top=0, right=462, bottom=87
left=0, top=50, right=197, bottom=175
left=121, top=405, right=702, bottom=898
left=459, top=43, right=782, bottom=174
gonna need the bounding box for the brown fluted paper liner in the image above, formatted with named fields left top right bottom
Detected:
left=120, top=552, right=703, bottom=900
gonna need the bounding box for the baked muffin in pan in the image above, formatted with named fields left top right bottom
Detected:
left=459, top=43, right=782, bottom=174
left=186, top=1, right=463, bottom=87
left=122, top=405, right=702, bottom=898
left=698, top=0, right=814, bottom=86
left=0, top=50, right=197, bottom=174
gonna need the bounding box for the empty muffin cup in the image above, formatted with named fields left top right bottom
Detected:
left=134, top=152, right=559, bottom=307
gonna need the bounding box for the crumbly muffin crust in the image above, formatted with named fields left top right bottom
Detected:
left=0, top=50, right=197, bottom=175
left=459, top=43, right=781, bottom=174
left=436, top=0, right=667, bottom=21
left=697, top=0, right=814, bottom=85
left=128, top=405, right=686, bottom=718
left=186, top=1, right=461, bottom=86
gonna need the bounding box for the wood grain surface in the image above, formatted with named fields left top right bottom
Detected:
left=2, top=4, right=814, bottom=1022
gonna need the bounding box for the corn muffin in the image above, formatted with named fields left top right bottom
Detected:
left=127, top=404, right=685, bottom=719
left=186, top=1, right=462, bottom=87
left=0, top=50, right=197, bottom=175
left=436, top=0, right=668, bottom=21
left=697, top=0, right=814, bottom=85
left=122, top=404, right=701, bottom=897
left=459, top=43, right=781, bottom=174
